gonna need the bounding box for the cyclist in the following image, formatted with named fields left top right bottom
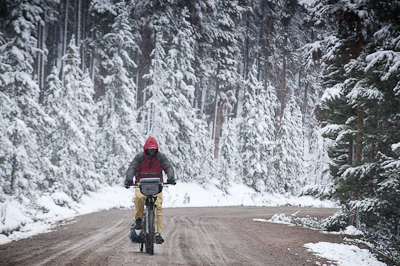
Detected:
left=125, top=136, right=176, bottom=244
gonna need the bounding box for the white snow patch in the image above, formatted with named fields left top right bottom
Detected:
left=304, top=242, right=386, bottom=266
left=392, top=142, right=400, bottom=152
left=327, top=225, right=364, bottom=236
left=321, top=84, right=342, bottom=102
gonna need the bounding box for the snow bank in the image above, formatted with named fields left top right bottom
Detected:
left=253, top=211, right=382, bottom=266
left=304, top=242, right=386, bottom=266
left=163, top=180, right=337, bottom=208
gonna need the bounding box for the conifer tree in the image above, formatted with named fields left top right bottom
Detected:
left=140, top=32, right=183, bottom=179
left=44, top=35, right=98, bottom=201
left=141, top=32, right=168, bottom=137
left=316, top=0, right=400, bottom=258
left=0, top=90, right=16, bottom=194
left=0, top=2, right=51, bottom=196
left=163, top=8, right=213, bottom=182
left=307, top=126, right=332, bottom=186
left=218, top=118, right=239, bottom=191
left=211, top=0, right=245, bottom=158
left=274, top=93, right=305, bottom=194
left=344, top=16, right=400, bottom=258
left=42, top=66, right=63, bottom=184
left=318, top=91, right=356, bottom=180
left=95, top=2, right=142, bottom=183
left=239, top=62, right=276, bottom=192
left=142, top=12, right=214, bottom=182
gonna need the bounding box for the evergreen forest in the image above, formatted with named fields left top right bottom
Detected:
left=0, top=0, right=399, bottom=262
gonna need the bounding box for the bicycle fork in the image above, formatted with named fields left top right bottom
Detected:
left=145, top=208, right=158, bottom=233
left=154, top=205, right=158, bottom=233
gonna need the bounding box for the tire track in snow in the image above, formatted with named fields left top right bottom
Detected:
left=36, top=219, right=125, bottom=266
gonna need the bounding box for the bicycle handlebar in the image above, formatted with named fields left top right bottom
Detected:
left=125, top=182, right=173, bottom=189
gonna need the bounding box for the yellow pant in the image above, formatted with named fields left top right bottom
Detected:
left=134, top=187, right=163, bottom=233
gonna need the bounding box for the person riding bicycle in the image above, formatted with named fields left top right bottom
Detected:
left=125, top=136, right=176, bottom=244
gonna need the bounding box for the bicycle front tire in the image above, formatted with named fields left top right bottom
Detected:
left=147, top=210, right=155, bottom=255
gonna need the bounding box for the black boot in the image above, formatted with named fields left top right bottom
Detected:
left=155, top=233, right=164, bottom=244
left=134, top=218, right=143, bottom=230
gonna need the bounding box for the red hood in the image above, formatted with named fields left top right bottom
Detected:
left=143, top=136, right=159, bottom=153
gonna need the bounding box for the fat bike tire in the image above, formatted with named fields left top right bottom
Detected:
left=148, top=210, right=155, bottom=255
left=143, top=213, right=149, bottom=254
left=139, top=242, right=144, bottom=252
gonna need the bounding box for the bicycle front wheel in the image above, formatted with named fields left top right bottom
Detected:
left=147, top=210, right=155, bottom=255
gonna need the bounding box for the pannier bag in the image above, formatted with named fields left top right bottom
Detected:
left=129, top=220, right=144, bottom=243
left=129, top=227, right=144, bottom=243
left=139, top=178, right=162, bottom=196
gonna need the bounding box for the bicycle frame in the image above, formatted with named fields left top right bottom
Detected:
left=133, top=178, right=167, bottom=255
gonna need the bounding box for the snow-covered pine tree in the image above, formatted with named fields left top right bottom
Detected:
left=307, top=126, right=332, bottom=187
left=316, top=0, right=400, bottom=258
left=44, top=35, right=98, bottom=201
left=79, top=70, right=100, bottom=190
left=218, top=118, right=239, bottom=191
left=162, top=8, right=214, bottom=182
left=0, top=90, right=16, bottom=195
left=141, top=32, right=168, bottom=137
left=0, top=2, right=52, bottom=196
left=274, top=92, right=305, bottom=194
left=343, top=12, right=400, bottom=259
left=210, top=0, right=245, bottom=159
left=298, top=13, right=332, bottom=190
left=42, top=66, right=63, bottom=184
left=136, top=0, right=174, bottom=36
left=192, top=116, right=216, bottom=183
left=313, top=0, right=360, bottom=188
left=239, top=62, right=276, bottom=192
left=140, top=32, right=182, bottom=180
left=95, top=2, right=143, bottom=184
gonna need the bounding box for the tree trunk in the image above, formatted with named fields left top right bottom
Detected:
left=77, top=0, right=81, bottom=45
left=303, top=82, right=308, bottom=124
left=214, top=107, right=223, bottom=160
left=349, top=106, right=363, bottom=226
left=62, top=0, right=70, bottom=81
left=347, top=138, right=355, bottom=226
left=348, top=192, right=357, bottom=226
left=213, top=73, right=220, bottom=159
left=355, top=106, right=363, bottom=162
left=280, top=37, right=287, bottom=120
left=10, top=154, right=17, bottom=194
left=10, top=132, right=18, bottom=194
left=38, top=12, right=45, bottom=103
left=347, top=139, right=353, bottom=165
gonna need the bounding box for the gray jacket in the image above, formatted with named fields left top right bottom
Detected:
left=125, top=152, right=174, bottom=182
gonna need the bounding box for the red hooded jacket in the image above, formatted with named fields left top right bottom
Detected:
left=125, top=137, right=174, bottom=183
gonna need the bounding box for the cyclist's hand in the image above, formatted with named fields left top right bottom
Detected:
left=124, top=178, right=133, bottom=188
left=167, top=177, right=176, bottom=185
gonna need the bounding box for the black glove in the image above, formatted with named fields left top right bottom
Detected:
left=167, top=177, right=176, bottom=185
left=124, top=178, right=133, bottom=188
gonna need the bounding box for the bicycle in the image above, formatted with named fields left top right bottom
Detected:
left=128, top=177, right=168, bottom=255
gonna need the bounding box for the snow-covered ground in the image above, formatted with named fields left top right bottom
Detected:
left=254, top=214, right=385, bottom=266
left=0, top=180, right=384, bottom=265
left=304, top=242, right=385, bottom=266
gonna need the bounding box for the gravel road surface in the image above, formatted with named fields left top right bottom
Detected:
left=0, top=206, right=344, bottom=266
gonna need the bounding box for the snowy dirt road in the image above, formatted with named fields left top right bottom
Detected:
left=0, top=206, right=343, bottom=266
